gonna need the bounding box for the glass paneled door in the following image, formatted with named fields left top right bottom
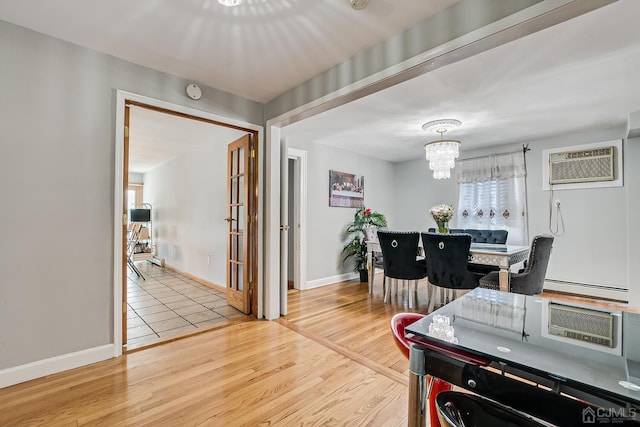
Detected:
left=226, top=134, right=253, bottom=314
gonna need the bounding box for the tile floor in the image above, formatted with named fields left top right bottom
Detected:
left=126, top=261, right=247, bottom=347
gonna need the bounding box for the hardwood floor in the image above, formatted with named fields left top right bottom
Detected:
left=0, top=274, right=634, bottom=426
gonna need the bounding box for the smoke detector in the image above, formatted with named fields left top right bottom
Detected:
left=350, top=0, right=369, bottom=10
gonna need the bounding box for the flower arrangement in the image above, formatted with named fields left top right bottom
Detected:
left=342, top=207, right=388, bottom=277
left=430, top=204, right=454, bottom=233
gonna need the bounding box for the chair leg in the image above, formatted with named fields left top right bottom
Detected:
left=427, top=282, right=436, bottom=313
left=384, top=278, right=394, bottom=303
left=382, top=274, right=386, bottom=296
left=412, top=280, right=420, bottom=309
left=408, top=280, right=415, bottom=309
left=402, top=280, right=412, bottom=308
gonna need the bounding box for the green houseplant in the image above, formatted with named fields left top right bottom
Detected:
left=342, top=207, right=387, bottom=282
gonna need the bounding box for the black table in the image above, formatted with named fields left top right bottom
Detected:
left=405, top=288, right=640, bottom=426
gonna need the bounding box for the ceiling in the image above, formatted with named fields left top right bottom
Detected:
left=128, top=106, right=246, bottom=173
left=0, top=0, right=458, bottom=103
left=2, top=1, right=639, bottom=168
left=283, top=0, right=640, bottom=161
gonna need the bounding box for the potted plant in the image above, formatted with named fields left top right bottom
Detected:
left=342, top=207, right=388, bottom=282
left=430, top=203, right=455, bottom=233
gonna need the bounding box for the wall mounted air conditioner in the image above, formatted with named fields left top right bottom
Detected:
left=542, top=140, right=623, bottom=191
left=549, top=146, right=614, bottom=184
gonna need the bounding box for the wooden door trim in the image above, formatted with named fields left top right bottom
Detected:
left=122, top=106, right=130, bottom=347
left=119, top=96, right=260, bottom=354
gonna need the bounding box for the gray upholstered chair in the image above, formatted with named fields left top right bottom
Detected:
left=377, top=230, right=427, bottom=308
left=366, top=227, right=387, bottom=290
left=479, top=235, right=554, bottom=295
left=421, top=232, right=484, bottom=312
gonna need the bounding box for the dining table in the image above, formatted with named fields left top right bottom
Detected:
left=366, top=239, right=529, bottom=294
left=404, top=288, right=640, bottom=426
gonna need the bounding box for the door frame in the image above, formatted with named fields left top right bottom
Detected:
left=287, top=148, right=307, bottom=291
left=113, top=90, right=263, bottom=356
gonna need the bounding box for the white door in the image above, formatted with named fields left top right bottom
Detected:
left=279, top=138, right=289, bottom=315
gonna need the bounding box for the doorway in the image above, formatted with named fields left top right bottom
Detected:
left=115, top=93, right=261, bottom=352
left=280, top=147, right=307, bottom=315
left=287, top=148, right=307, bottom=293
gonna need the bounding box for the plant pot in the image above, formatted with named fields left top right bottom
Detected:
left=359, top=269, right=369, bottom=283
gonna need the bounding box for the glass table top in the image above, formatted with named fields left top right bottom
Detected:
left=405, top=288, right=640, bottom=405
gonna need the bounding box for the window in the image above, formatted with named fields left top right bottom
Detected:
left=128, top=184, right=143, bottom=207
left=455, top=151, right=528, bottom=245
left=127, top=184, right=144, bottom=223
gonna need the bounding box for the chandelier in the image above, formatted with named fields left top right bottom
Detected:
left=218, top=0, right=241, bottom=6
left=423, top=119, right=462, bottom=179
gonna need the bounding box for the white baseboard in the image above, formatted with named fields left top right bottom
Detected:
left=0, top=344, right=114, bottom=389
left=544, top=280, right=628, bottom=302
left=305, top=272, right=357, bottom=289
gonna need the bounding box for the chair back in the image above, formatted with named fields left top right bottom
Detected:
left=390, top=313, right=425, bottom=359
left=512, top=235, right=554, bottom=295
left=428, top=228, right=508, bottom=244
left=366, top=227, right=385, bottom=267
left=465, top=229, right=508, bottom=244
left=390, top=312, right=453, bottom=427
left=421, top=232, right=480, bottom=290
left=377, top=231, right=425, bottom=280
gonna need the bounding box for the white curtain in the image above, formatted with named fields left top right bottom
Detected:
left=454, top=151, right=528, bottom=246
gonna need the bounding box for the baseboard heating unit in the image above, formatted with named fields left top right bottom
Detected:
left=544, top=279, right=628, bottom=302
left=150, top=257, right=165, bottom=267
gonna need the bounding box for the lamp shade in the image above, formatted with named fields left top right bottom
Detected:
left=422, top=119, right=462, bottom=179
left=424, top=139, right=460, bottom=179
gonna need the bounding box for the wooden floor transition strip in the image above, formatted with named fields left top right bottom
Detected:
left=276, top=317, right=409, bottom=387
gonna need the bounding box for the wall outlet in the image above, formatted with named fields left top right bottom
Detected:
left=554, top=199, right=561, bottom=208
left=207, top=255, right=211, bottom=265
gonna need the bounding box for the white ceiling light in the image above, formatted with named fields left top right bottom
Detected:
left=350, top=0, right=369, bottom=10
left=423, top=119, right=461, bottom=179
left=218, top=0, right=241, bottom=6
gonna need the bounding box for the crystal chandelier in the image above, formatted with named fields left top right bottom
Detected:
left=218, top=0, right=241, bottom=6
left=423, top=119, right=462, bottom=179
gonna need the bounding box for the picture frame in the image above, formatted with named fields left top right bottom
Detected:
left=329, top=170, right=364, bottom=208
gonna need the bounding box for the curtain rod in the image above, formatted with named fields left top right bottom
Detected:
left=459, top=143, right=530, bottom=162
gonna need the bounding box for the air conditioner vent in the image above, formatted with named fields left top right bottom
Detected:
left=548, top=303, right=614, bottom=348
left=549, top=146, right=614, bottom=184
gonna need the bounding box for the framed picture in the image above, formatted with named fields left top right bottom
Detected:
left=329, top=170, right=364, bottom=208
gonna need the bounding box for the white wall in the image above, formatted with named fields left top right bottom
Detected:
left=143, top=129, right=244, bottom=287
left=293, top=124, right=635, bottom=299
left=625, top=136, right=640, bottom=307
left=525, top=130, right=627, bottom=289
left=0, top=21, right=262, bottom=372
left=436, top=125, right=631, bottom=295
left=285, top=139, right=396, bottom=282
left=392, top=159, right=458, bottom=231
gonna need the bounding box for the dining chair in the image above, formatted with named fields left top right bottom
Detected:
left=429, top=228, right=509, bottom=275
left=479, top=234, right=554, bottom=295
left=377, top=231, right=427, bottom=308
left=390, top=313, right=452, bottom=427
left=421, top=232, right=483, bottom=312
